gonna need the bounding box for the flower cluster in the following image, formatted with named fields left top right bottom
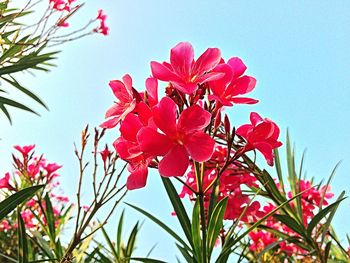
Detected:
left=49, top=0, right=109, bottom=34
left=101, top=41, right=282, bottom=192
left=0, top=145, right=70, bottom=232
left=179, top=146, right=263, bottom=222
left=248, top=180, right=334, bottom=257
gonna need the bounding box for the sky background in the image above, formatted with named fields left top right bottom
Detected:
left=1, top=0, right=350, bottom=261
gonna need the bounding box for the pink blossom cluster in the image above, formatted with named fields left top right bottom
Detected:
left=49, top=0, right=109, bottom=34
left=179, top=146, right=263, bottom=222
left=101, top=42, right=282, bottom=191
left=0, top=145, right=69, bottom=232
left=248, top=180, right=334, bottom=256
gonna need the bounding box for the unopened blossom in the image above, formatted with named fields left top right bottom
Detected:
left=138, top=97, right=215, bottom=177
left=100, top=74, right=137, bottom=128
left=151, top=42, right=223, bottom=94
left=99, top=145, right=113, bottom=164
left=237, top=112, right=282, bottom=166
left=208, top=57, right=258, bottom=107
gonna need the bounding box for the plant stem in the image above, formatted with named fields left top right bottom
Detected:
left=195, top=162, right=208, bottom=263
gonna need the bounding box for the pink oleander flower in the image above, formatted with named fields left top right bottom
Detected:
left=236, top=112, right=282, bottom=166
left=208, top=57, right=258, bottom=107
left=138, top=97, right=215, bottom=177
left=0, top=173, right=15, bottom=191
left=49, top=0, right=75, bottom=12
left=14, top=144, right=35, bottom=158
left=45, top=163, right=62, bottom=180
left=151, top=42, right=223, bottom=94
left=100, top=74, right=137, bottom=128
left=95, top=9, right=109, bottom=35
left=113, top=105, right=154, bottom=190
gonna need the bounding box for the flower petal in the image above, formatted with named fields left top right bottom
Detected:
left=170, top=42, right=194, bottom=78
left=184, top=132, right=215, bottom=162
left=227, top=57, right=247, bottom=78
left=250, top=112, right=263, bottom=126
left=120, top=113, right=143, bottom=141
left=178, top=105, right=211, bottom=133
left=126, top=166, right=148, bottom=190
left=193, top=47, right=221, bottom=75
left=152, top=97, right=177, bottom=136
left=137, top=127, right=173, bottom=156
left=254, top=142, right=274, bottom=166
left=159, top=145, right=189, bottom=177
left=231, top=76, right=256, bottom=96
left=231, top=97, right=259, bottom=104
left=151, top=61, right=178, bottom=81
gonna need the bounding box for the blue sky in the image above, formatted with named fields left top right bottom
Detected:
left=1, top=0, right=350, bottom=261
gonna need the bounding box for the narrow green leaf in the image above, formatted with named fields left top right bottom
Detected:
left=2, top=76, right=48, bottom=109
left=307, top=197, right=346, bottom=236
left=217, top=188, right=309, bottom=262
left=18, top=208, right=29, bottom=263
left=125, top=222, right=139, bottom=259
left=161, top=177, right=193, bottom=247
left=256, top=240, right=283, bottom=259
left=0, top=96, right=38, bottom=115
left=191, top=200, right=202, bottom=262
left=176, top=244, right=195, bottom=263
left=273, top=214, right=306, bottom=237
left=130, top=258, right=167, bottom=263
left=321, top=191, right=345, bottom=244
left=126, top=202, right=192, bottom=252
left=273, top=148, right=285, bottom=194
left=207, top=197, right=227, bottom=257
left=117, top=210, right=125, bottom=258
left=319, top=162, right=341, bottom=210
left=44, top=194, right=56, bottom=241
left=0, top=185, right=44, bottom=220
left=100, top=222, right=119, bottom=260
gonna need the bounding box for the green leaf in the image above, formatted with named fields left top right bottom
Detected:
left=125, top=222, right=139, bottom=260
left=207, top=197, right=227, bottom=258
left=273, top=214, right=306, bottom=237
left=44, top=194, right=56, bottom=241
left=100, top=222, right=118, bottom=260
left=117, top=210, right=125, bottom=258
left=191, top=200, right=202, bottom=262
left=161, top=177, right=193, bottom=247
left=217, top=188, right=309, bottom=262
left=2, top=76, right=48, bottom=109
left=130, top=258, right=167, bottom=263
left=126, top=202, right=192, bottom=252
left=307, top=196, right=346, bottom=236
left=18, top=208, right=29, bottom=263
left=176, top=244, right=195, bottom=263
left=0, top=96, right=38, bottom=116
left=0, top=185, right=44, bottom=220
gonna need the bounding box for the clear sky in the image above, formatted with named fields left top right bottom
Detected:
left=1, top=0, right=350, bottom=261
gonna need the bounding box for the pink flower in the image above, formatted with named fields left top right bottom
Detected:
left=49, top=0, right=75, bottom=12
left=113, top=105, right=154, bottom=190
left=236, top=112, right=282, bottom=166
left=138, top=97, right=215, bottom=177
left=95, top=9, right=109, bottom=35
left=14, top=145, right=35, bottom=158
left=0, top=173, right=15, bottom=191
left=151, top=42, right=223, bottom=94
left=208, top=57, right=258, bottom=106
left=100, top=74, right=137, bottom=129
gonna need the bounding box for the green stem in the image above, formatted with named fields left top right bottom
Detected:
left=195, top=162, right=208, bottom=263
